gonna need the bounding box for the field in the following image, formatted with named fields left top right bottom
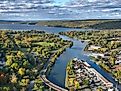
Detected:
left=32, top=42, right=55, bottom=47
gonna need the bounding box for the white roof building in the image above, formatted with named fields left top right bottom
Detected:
left=88, top=45, right=101, bottom=50
left=115, top=60, right=121, bottom=64
left=89, top=53, right=104, bottom=58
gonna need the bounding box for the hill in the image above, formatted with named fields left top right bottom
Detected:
left=36, top=19, right=121, bottom=29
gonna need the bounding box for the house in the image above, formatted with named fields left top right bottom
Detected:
left=89, top=53, right=104, bottom=58
left=88, top=45, right=101, bottom=51
left=76, top=69, right=82, bottom=73
left=119, top=51, right=121, bottom=55
left=73, top=58, right=78, bottom=61
left=116, top=55, right=121, bottom=64
left=112, top=65, right=121, bottom=71
left=108, top=88, right=114, bottom=91
left=115, top=60, right=121, bottom=64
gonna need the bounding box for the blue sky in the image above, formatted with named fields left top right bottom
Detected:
left=54, top=0, right=69, bottom=5
left=0, top=0, right=121, bottom=20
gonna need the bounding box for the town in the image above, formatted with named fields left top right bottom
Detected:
left=66, top=58, right=115, bottom=91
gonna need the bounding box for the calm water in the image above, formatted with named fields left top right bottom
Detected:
left=0, top=24, right=119, bottom=89
left=0, top=24, right=82, bottom=33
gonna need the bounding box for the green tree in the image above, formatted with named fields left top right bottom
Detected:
left=6, top=58, right=12, bottom=66
left=33, top=79, right=44, bottom=91
left=11, top=63, right=19, bottom=70
left=18, top=68, right=25, bottom=76
left=11, top=74, right=18, bottom=84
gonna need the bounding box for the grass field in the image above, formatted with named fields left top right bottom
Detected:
left=33, top=42, right=55, bottom=47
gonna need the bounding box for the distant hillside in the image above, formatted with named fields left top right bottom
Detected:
left=1, top=19, right=121, bottom=29
left=36, top=19, right=121, bottom=29
left=88, top=20, right=121, bottom=29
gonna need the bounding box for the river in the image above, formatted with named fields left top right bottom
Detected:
left=0, top=23, right=120, bottom=90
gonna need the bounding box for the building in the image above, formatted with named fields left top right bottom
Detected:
left=73, top=58, right=113, bottom=89
left=89, top=53, right=104, bottom=58
left=116, top=55, right=121, bottom=64
left=88, top=45, right=101, bottom=51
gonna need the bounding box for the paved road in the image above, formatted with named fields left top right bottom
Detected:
left=40, top=75, right=68, bottom=91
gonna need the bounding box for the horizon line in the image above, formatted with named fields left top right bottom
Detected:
left=0, top=18, right=121, bottom=22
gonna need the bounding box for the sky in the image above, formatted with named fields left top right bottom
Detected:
left=0, top=0, right=121, bottom=20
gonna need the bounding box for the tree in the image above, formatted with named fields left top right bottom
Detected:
left=11, top=74, right=17, bottom=84
left=83, top=79, right=89, bottom=85
left=74, top=80, right=80, bottom=89
left=109, top=56, right=115, bottom=66
left=0, top=72, right=8, bottom=85
left=23, top=60, right=29, bottom=67
left=20, top=79, right=30, bottom=86
left=18, top=68, right=25, bottom=76
left=6, top=58, right=12, bottom=66
left=11, top=63, right=19, bottom=70
left=17, top=51, right=24, bottom=59
left=33, top=79, right=44, bottom=91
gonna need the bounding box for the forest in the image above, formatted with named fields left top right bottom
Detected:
left=0, top=30, right=72, bottom=91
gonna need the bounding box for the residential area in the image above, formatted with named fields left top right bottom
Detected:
left=66, top=58, right=115, bottom=91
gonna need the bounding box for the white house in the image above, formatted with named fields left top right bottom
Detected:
left=116, top=55, right=121, bottom=64
left=88, top=45, right=101, bottom=51
left=89, top=53, right=104, bottom=58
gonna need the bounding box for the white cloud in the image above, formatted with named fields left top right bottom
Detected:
left=0, top=0, right=121, bottom=20
left=0, top=0, right=53, bottom=11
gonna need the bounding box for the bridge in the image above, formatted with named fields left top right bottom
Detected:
left=40, top=75, right=68, bottom=91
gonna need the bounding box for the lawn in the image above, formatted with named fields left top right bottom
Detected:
left=33, top=42, right=55, bottom=47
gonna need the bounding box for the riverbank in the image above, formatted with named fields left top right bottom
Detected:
left=65, top=59, right=73, bottom=88
left=46, top=43, right=73, bottom=75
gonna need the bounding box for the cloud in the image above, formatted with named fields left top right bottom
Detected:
left=63, top=0, right=121, bottom=16
left=0, top=0, right=121, bottom=20
left=0, top=0, right=53, bottom=12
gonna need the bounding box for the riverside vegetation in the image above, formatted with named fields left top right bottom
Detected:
left=60, top=30, right=121, bottom=84
left=0, top=30, right=72, bottom=91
